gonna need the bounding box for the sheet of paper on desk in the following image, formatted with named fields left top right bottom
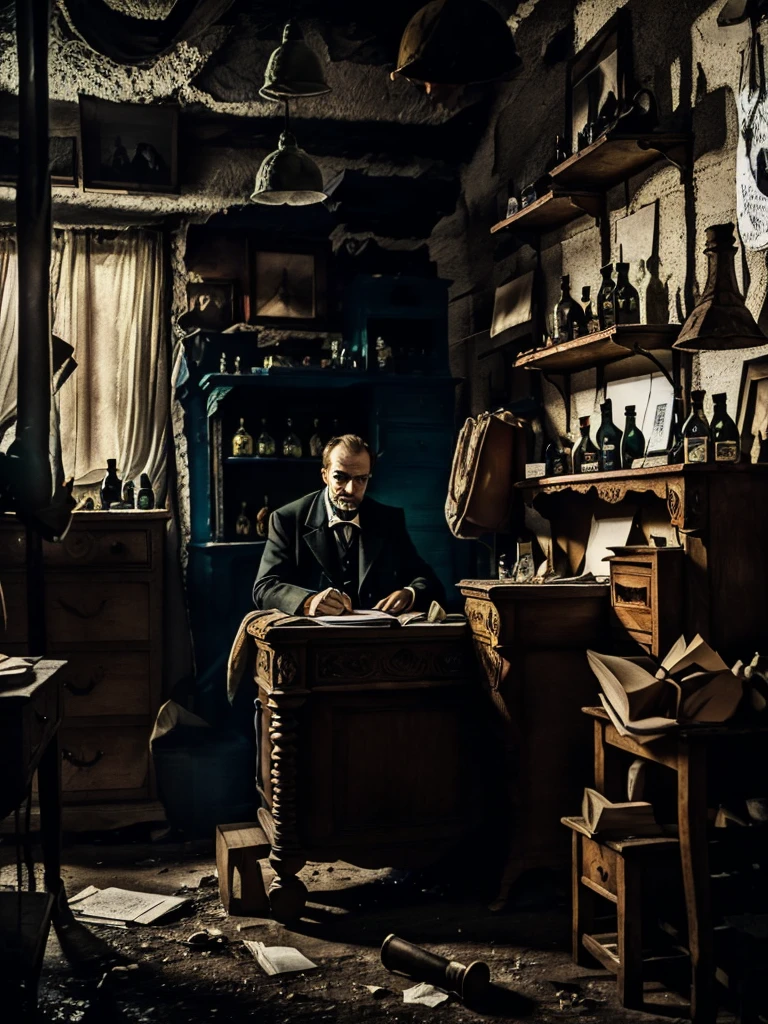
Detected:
left=316, top=610, right=397, bottom=627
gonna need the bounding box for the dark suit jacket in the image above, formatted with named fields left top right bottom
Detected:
left=253, top=489, right=445, bottom=615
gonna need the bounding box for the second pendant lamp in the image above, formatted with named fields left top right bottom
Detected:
left=252, top=21, right=329, bottom=207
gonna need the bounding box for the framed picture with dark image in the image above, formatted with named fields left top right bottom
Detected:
left=566, top=10, right=632, bottom=155
left=181, top=280, right=237, bottom=333
left=79, top=96, right=178, bottom=194
left=0, top=135, right=78, bottom=187
left=249, top=246, right=327, bottom=327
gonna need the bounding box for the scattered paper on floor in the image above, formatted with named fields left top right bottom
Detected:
left=403, top=982, right=450, bottom=1007
left=243, top=940, right=318, bottom=975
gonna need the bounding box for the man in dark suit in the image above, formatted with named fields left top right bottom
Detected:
left=253, top=434, right=444, bottom=616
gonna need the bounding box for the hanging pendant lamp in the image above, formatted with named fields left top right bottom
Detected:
left=391, top=0, right=520, bottom=89
left=250, top=130, right=327, bottom=206
left=260, top=20, right=331, bottom=101
left=673, top=223, right=767, bottom=352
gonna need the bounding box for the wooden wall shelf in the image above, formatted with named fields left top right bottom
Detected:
left=514, top=324, right=680, bottom=374
left=515, top=461, right=768, bottom=496
left=549, top=132, right=689, bottom=190
left=490, top=190, right=602, bottom=234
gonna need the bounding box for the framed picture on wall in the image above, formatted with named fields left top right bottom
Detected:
left=566, top=10, right=632, bottom=154
left=79, top=96, right=178, bottom=194
left=737, top=355, right=768, bottom=460
left=0, top=135, right=78, bottom=187
left=249, top=245, right=327, bottom=326
left=180, top=280, right=237, bottom=333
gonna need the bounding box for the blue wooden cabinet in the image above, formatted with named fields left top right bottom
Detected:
left=180, top=275, right=473, bottom=706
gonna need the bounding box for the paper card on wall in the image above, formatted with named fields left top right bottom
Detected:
left=490, top=271, right=534, bottom=338
left=583, top=515, right=634, bottom=578
left=606, top=371, right=675, bottom=456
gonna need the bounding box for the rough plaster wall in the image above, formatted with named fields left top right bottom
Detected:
left=435, top=0, right=768, bottom=438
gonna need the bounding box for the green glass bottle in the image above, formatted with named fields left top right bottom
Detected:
left=711, top=392, right=740, bottom=463
left=597, top=399, right=623, bottom=472
left=682, top=389, right=711, bottom=464
left=621, top=405, right=646, bottom=468
left=573, top=416, right=600, bottom=474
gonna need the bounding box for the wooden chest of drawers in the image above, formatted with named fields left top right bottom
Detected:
left=606, top=547, right=684, bottom=658
left=0, top=511, right=167, bottom=804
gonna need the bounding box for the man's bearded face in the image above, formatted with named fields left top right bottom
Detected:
left=321, top=446, right=372, bottom=511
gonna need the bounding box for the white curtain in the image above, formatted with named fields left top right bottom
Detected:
left=0, top=235, right=18, bottom=442
left=53, top=229, right=169, bottom=496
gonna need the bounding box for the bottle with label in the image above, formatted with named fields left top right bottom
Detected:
left=100, top=459, right=122, bottom=510
left=711, top=392, right=740, bottom=463
left=309, top=418, right=324, bottom=457
left=554, top=275, right=588, bottom=341
left=282, top=418, right=303, bottom=458
left=597, top=264, right=616, bottom=331
left=545, top=441, right=567, bottom=476
left=122, top=479, right=135, bottom=508
left=235, top=501, right=251, bottom=537
left=621, top=405, right=646, bottom=468
left=682, top=389, right=712, bottom=464
left=231, top=418, right=254, bottom=457
left=597, top=399, right=623, bottom=472
left=613, top=262, right=641, bottom=325
left=255, top=495, right=270, bottom=538
left=573, top=416, right=600, bottom=474
left=256, top=419, right=276, bottom=457
left=137, top=473, right=155, bottom=510
left=580, top=286, right=599, bottom=333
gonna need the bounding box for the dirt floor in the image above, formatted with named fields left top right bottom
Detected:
left=0, top=829, right=734, bottom=1024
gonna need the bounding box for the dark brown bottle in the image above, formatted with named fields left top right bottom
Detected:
left=100, top=459, right=122, bottom=510
left=597, top=264, right=616, bottom=331
left=573, top=416, right=600, bottom=474
left=137, top=472, right=155, bottom=510
left=613, top=262, right=641, bottom=325
left=682, top=390, right=711, bottom=464
left=554, top=275, right=588, bottom=341
left=711, top=392, right=740, bottom=463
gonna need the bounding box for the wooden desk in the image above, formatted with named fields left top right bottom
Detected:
left=459, top=580, right=610, bottom=907
left=585, top=705, right=768, bottom=1024
left=248, top=616, right=479, bottom=923
left=0, top=661, right=67, bottom=1007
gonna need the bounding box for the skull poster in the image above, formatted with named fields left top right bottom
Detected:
left=737, top=26, right=768, bottom=249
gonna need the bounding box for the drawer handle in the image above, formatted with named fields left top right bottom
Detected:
left=64, top=678, right=98, bottom=697
left=57, top=597, right=108, bottom=620
left=109, top=541, right=125, bottom=555
left=62, top=749, right=104, bottom=769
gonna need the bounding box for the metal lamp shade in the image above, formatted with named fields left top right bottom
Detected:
left=260, top=21, right=331, bottom=100
left=250, top=131, right=327, bottom=206
left=673, top=223, right=767, bottom=352
left=392, top=0, right=520, bottom=87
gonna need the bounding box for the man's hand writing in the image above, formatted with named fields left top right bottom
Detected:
left=374, top=589, right=414, bottom=614
left=304, top=587, right=353, bottom=617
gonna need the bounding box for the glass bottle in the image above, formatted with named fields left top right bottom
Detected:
left=682, top=389, right=712, bottom=464
left=545, top=440, right=566, bottom=477
left=554, top=275, right=587, bottom=341
left=282, top=418, right=303, bottom=458
left=597, top=264, right=616, bottom=331
left=309, top=418, right=323, bottom=458
left=100, top=458, right=122, bottom=510
left=580, top=286, right=598, bottom=333
left=555, top=134, right=569, bottom=166
left=122, top=479, right=135, bottom=508
left=235, top=501, right=251, bottom=537
left=711, top=392, right=740, bottom=463
left=255, top=495, right=270, bottom=538
left=613, top=262, right=641, bottom=325
left=621, top=405, right=646, bottom=468
left=231, top=417, right=254, bottom=457
left=597, top=399, right=623, bottom=472
left=572, top=416, right=600, bottom=474
left=256, top=418, right=276, bottom=457
left=137, top=472, right=155, bottom=510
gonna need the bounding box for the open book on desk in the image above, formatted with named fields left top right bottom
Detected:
left=315, top=610, right=464, bottom=628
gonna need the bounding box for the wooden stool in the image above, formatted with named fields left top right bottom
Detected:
left=563, top=816, right=682, bottom=1009
left=216, top=822, right=271, bottom=917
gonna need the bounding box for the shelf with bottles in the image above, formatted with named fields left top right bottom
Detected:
left=514, top=323, right=679, bottom=374
left=225, top=456, right=322, bottom=465
left=490, top=190, right=603, bottom=235
left=516, top=460, right=768, bottom=490
left=548, top=132, right=689, bottom=191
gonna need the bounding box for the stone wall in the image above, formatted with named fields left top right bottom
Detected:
left=435, top=0, right=768, bottom=442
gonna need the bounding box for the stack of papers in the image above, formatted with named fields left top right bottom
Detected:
left=68, top=886, right=189, bottom=927
left=243, top=941, right=317, bottom=975
left=316, top=610, right=397, bottom=628
left=587, top=634, right=744, bottom=743
left=0, top=655, right=38, bottom=687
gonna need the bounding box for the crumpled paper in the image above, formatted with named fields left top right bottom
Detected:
left=403, top=982, right=450, bottom=1007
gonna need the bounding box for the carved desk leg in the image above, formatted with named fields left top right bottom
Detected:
left=265, top=691, right=308, bottom=924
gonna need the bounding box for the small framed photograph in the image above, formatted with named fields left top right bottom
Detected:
left=249, top=245, right=327, bottom=327
left=737, top=355, right=768, bottom=459
left=566, top=10, right=632, bottom=154
left=645, top=398, right=674, bottom=456
left=0, top=135, right=78, bottom=187
left=79, top=96, right=178, bottom=194
left=182, top=280, right=237, bottom=333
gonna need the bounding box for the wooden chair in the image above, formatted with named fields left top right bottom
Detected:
left=563, top=815, right=684, bottom=1009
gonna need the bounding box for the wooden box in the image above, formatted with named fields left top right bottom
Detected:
left=215, top=823, right=270, bottom=917
left=606, top=547, right=684, bottom=657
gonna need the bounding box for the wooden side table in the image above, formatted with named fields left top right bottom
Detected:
left=584, top=705, right=768, bottom=1024
left=0, top=661, right=67, bottom=1010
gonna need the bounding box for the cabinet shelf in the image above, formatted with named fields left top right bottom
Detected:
left=490, top=190, right=602, bottom=234
left=225, top=456, right=321, bottom=465
left=514, top=323, right=679, bottom=374
left=549, top=132, right=689, bottom=190
left=516, top=462, right=768, bottom=493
